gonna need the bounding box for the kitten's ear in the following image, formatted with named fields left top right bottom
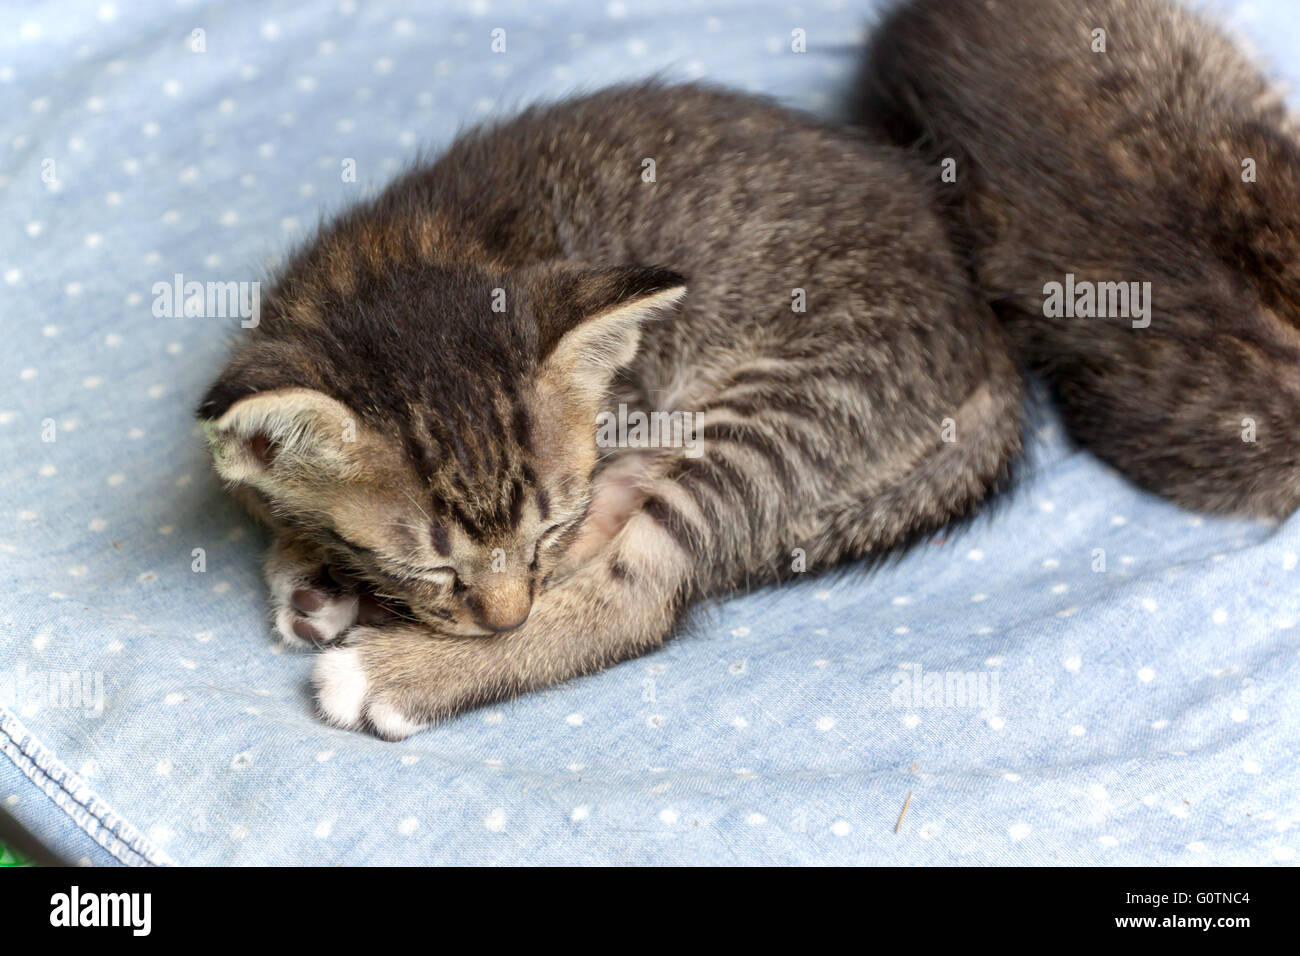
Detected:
left=532, top=264, right=687, bottom=395
left=199, top=387, right=361, bottom=486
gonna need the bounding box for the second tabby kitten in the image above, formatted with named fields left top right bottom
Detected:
left=198, top=83, right=1021, bottom=738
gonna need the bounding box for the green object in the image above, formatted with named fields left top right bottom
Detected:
left=0, top=842, right=30, bottom=866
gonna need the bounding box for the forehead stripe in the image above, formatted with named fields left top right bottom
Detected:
left=449, top=500, right=486, bottom=541
left=509, top=478, right=526, bottom=529
left=429, top=522, right=450, bottom=557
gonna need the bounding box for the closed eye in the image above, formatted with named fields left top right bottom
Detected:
left=405, top=564, right=462, bottom=591
left=410, top=565, right=457, bottom=578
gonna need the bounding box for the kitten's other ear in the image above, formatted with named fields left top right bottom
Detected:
left=531, top=263, right=687, bottom=395
left=199, top=387, right=362, bottom=486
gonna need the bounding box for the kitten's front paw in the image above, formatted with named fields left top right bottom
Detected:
left=313, top=639, right=430, bottom=740
left=265, top=539, right=395, bottom=649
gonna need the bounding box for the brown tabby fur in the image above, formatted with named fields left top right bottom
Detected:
left=199, top=83, right=1022, bottom=737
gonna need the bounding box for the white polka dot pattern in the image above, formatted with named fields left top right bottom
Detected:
left=0, top=0, right=1297, bottom=866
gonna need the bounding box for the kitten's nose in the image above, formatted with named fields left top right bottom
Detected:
left=468, top=587, right=532, bottom=633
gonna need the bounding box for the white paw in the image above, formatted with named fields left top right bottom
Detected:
left=314, top=647, right=368, bottom=727
left=312, top=645, right=429, bottom=740
left=367, top=701, right=426, bottom=741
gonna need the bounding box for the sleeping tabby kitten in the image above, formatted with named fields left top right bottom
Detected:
left=198, top=83, right=1021, bottom=738
left=854, top=0, right=1300, bottom=517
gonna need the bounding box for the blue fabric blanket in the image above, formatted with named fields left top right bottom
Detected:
left=2, top=0, right=1298, bottom=866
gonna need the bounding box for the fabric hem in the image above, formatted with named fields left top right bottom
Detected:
left=0, top=708, right=176, bottom=867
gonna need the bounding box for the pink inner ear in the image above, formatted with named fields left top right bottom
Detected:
left=246, top=432, right=278, bottom=467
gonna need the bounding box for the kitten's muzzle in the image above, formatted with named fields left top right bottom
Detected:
left=465, top=583, right=533, bottom=634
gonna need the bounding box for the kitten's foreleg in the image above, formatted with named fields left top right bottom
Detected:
left=312, top=507, right=693, bottom=738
